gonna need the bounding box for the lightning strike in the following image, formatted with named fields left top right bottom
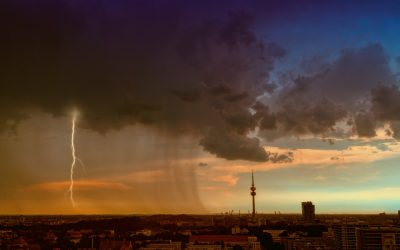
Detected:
left=68, top=111, right=78, bottom=208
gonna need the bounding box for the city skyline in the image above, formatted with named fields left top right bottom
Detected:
left=2, top=0, right=400, bottom=214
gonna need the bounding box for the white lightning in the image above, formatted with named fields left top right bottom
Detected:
left=68, top=111, right=78, bottom=208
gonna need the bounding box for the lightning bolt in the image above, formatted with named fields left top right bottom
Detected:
left=68, top=111, right=78, bottom=208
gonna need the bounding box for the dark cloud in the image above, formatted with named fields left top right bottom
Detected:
left=319, top=44, right=393, bottom=106
left=267, top=151, right=294, bottom=163
left=171, top=89, right=204, bottom=103
left=224, top=92, right=249, bottom=103
left=260, top=75, right=347, bottom=138
left=263, top=82, right=278, bottom=94
left=207, top=84, right=232, bottom=96
left=371, top=84, right=400, bottom=121
left=390, top=122, right=400, bottom=140
left=219, top=107, right=257, bottom=135
left=257, top=43, right=396, bottom=142
left=368, top=84, right=400, bottom=139
left=2, top=1, right=400, bottom=163
left=274, top=44, right=392, bottom=109
left=199, top=129, right=292, bottom=162
left=353, top=113, right=377, bottom=138
left=0, top=1, right=285, bottom=162
left=252, top=102, right=277, bottom=130
left=290, top=45, right=392, bottom=109
left=199, top=130, right=268, bottom=162
left=277, top=98, right=346, bottom=135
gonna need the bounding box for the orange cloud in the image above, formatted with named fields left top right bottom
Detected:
left=121, top=169, right=165, bottom=183
left=29, top=179, right=131, bottom=191
left=212, top=174, right=239, bottom=186
left=194, top=141, right=400, bottom=194
left=199, top=186, right=227, bottom=191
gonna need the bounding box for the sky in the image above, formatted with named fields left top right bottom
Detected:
left=2, top=0, right=400, bottom=214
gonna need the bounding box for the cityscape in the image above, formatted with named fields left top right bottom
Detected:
left=1, top=172, right=400, bottom=249
left=3, top=0, right=400, bottom=249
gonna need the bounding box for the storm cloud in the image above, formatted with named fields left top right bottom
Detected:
left=0, top=1, right=289, bottom=162
left=1, top=1, right=400, bottom=162
left=257, top=44, right=398, bottom=141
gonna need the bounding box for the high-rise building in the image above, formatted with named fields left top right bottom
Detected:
left=356, top=227, right=400, bottom=250
left=332, top=221, right=367, bottom=250
left=250, top=170, right=256, bottom=218
left=301, top=201, right=315, bottom=222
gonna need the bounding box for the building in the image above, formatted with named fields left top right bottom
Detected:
left=356, top=227, right=400, bottom=250
left=281, top=235, right=335, bottom=250
left=189, top=235, right=260, bottom=250
left=332, top=221, right=367, bottom=250
left=188, top=244, right=222, bottom=250
left=263, top=230, right=286, bottom=243
left=99, top=239, right=132, bottom=250
left=301, top=202, right=315, bottom=222
left=140, top=241, right=181, bottom=250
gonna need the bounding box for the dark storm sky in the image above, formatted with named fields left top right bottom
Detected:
left=2, top=0, right=400, bottom=213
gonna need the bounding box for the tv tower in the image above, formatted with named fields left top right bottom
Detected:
left=250, top=170, right=256, bottom=217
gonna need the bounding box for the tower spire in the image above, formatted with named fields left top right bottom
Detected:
left=252, top=169, right=254, bottom=186
left=250, top=170, right=256, bottom=218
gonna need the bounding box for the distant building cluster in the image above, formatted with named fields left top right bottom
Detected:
left=2, top=173, right=400, bottom=249
left=2, top=211, right=400, bottom=250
